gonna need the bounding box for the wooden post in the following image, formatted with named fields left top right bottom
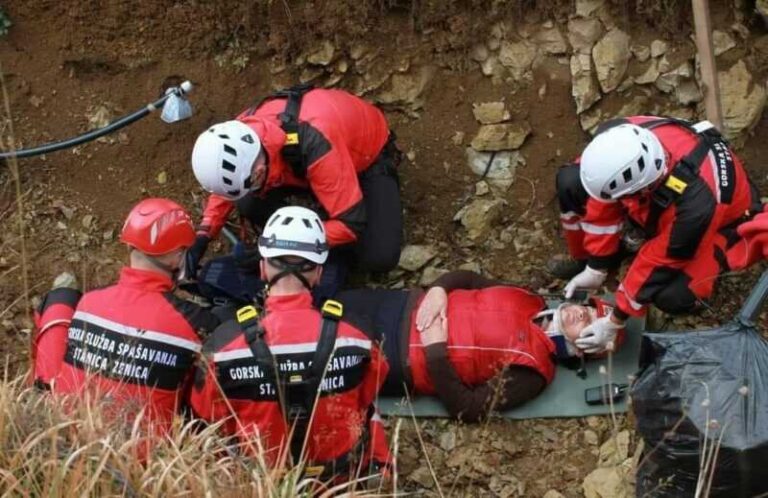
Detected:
left=692, top=0, right=724, bottom=130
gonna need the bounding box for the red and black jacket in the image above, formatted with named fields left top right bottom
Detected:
left=53, top=267, right=220, bottom=434
left=189, top=292, right=390, bottom=473
left=571, top=116, right=759, bottom=317
left=32, top=287, right=82, bottom=388
left=199, top=89, right=390, bottom=247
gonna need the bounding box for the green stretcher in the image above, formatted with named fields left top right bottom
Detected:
left=376, top=303, right=645, bottom=419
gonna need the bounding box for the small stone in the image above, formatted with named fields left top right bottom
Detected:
left=675, top=80, right=702, bottom=105
left=719, top=59, right=767, bottom=144
left=471, top=43, right=489, bottom=62
left=466, top=148, right=523, bottom=190
left=567, top=18, right=603, bottom=55
left=455, top=198, right=506, bottom=240
left=398, top=244, right=438, bottom=272
left=543, top=491, right=566, bottom=498
left=650, top=39, right=668, bottom=58
left=472, top=101, right=510, bottom=124
left=29, top=95, right=43, bottom=108
left=406, top=150, right=417, bottom=162
left=634, top=59, right=659, bottom=85
left=451, top=131, right=465, bottom=146
left=52, top=272, right=78, bottom=290
left=570, top=54, right=601, bottom=113
left=102, top=229, right=115, bottom=241
left=480, top=55, right=500, bottom=77
left=592, top=28, right=631, bottom=93
left=631, top=44, right=650, bottom=62
left=575, top=0, right=606, bottom=18
left=439, top=430, right=457, bottom=451
left=498, top=40, right=537, bottom=80
left=420, top=266, right=449, bottom=286
left=538, top=83, right=547, bottom=100
left=584, top=429, right=599, bottom=446
left=534, top=24, right=568, bottom=55
left=306, top=40, right=335, bottom=65
left=157, top=171, right=167, bottom=184
left=470, top=122, right=531, bottom=151
left=713, top=30, right=736, bottom=56
left=598, top=430, right=631, bottom=467
left=81, top=214, right=94, bottom=229
left=408, top=466, right=434, bottom=489
left=56, top=221, right=67, bottom=230
left=475, top=180, right=490, bottom=196
left=458, top=261, right=481, bottom=273
left=582, top=466, right=632, bottom=498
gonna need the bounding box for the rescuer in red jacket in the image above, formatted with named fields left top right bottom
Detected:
left=337, top=271, right=619, bottom=422
left=48, top=198, right=220, bottom=435
left=551, top=116, right=761, bottom=354
left=187, top=86, right=403, bottom=301
left=189, top=206, right=391, bottom=482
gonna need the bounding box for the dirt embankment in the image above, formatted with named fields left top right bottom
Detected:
left=2, top=1, right=768, bottom=496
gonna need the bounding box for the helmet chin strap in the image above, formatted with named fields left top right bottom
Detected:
left=266, top=257, right=316, bottom=291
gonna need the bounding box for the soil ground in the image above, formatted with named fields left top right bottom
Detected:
left=2, top=1, right=768, bottom=496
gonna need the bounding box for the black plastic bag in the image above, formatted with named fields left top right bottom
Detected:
left=632, top=271, right=768, bottom=497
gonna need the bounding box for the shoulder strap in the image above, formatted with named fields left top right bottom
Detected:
left=236, top=305, right=275, bottom=368
left=244, top=84, right=315, bottom=178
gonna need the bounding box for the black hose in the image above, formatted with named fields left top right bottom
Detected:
left=0, top=88, right=182, bottom=160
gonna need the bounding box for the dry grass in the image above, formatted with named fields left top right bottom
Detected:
left=0, top=373, right=390, bottom=498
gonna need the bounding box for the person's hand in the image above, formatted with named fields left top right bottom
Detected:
left=419, top=315, right=448, bottom=346
left=564, top=266, right=608, bottom=299
left=574, top=315, right=624, bottom=354
left=185, top=235, right=211, bottom=279
left=416, top=286, right=448, bottom=332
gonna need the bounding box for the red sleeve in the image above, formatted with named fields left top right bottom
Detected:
left=305, top=129, right=365, bottom=247
left=581, top=198, right=625, bottom=270
left=32, top=289, right=80, bottom=387
left=199, top=194, right=236, bottom=239
left=359, top=344, right=389, bottom=409
left=365, top=407, right=392, bottom=470
left=616, top=206, right=723, bottom=317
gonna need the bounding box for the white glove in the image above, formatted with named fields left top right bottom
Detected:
left=564, top=266, right=608, bottom=298
left=575, top=316, right=623, bottom=354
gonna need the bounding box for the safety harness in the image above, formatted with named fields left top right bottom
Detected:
left=246, top=84, right=315, bottom=178
left=595, top=117, right=742, bottom=238
left=235, top=299, right=362, bottom=478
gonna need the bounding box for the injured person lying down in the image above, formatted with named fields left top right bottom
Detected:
left=337, top=270, right=622, bottom=422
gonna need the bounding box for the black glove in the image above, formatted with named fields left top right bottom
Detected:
left=185, top=235, right=211, bottom=278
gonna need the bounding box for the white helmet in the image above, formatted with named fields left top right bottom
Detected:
left=580, top=124, right=667, bottom=202
left=258, top=206, right=328, bottom=264
left=191, top=120, right=261, bottom=201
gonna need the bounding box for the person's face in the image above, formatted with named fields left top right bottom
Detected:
left=250, top=151, right=268, bottom=191
left=558, top=304, right=598, bottom=341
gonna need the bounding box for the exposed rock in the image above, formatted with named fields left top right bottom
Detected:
left=420, top=266, right=449, bottom=286
left=458, top=261, right=481, bottom=273
left=53, top=272, right=78, bottom=290
left=299, top=66, right=325, bottom=84
left=374, top=65, right=434, bottom=111
left=408, top=466, right=434, bottom=488
left=575, top=0, right=605, bottom=18
left=471, top=43, right=489, bottom=62
left=592, top=29, right=631, bottom=93
left=570, top=54, right=601, bottom=113
left=466, top=148, right=523, bottom=190
left=675, top=80, right=702, bottom=105
left=655, top=61, right=693, bottom=94
left=451, top=131, right=465, bottom=146
left=398, top=244, right=438, bottom=272
left=156, top=171, right=167, bottom=185
left=81, top=214, right=94, bottom=229
left=631, top=44, right=650, bottom=62
left=567, top=18, right=603, bottom=55
left=650, top=39, right=668, bottom=58
left=306, top=40, right=335, bottom=65
left=579, top=107, right=603, bottom=134
left=86, top=105, right=113, bottom=129
left=439, top=429, right=457, bottom=451
left=499, top=40, right=537, bottom=80
left=454, top=198, right=506, bottom=240
left=534, top=25, right=568, bottom=55
left=470, top=122, right=531, bottom=151
left=634, top=59, right=659, bottom=85
left=475, top=180, right=490, bottom=196
left=472, top=101, right=510, bottom=124
left=582, top=466, right=632, bottom=498
left=719, top=60, right=767, bottom=143
left=713, top=30, right=736, bottom=56
left=598, top=430, right=631, bottom=467
left=480, top=55, right=501, bottom=77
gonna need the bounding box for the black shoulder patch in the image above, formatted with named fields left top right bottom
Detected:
left=163, top=293, right=222, bottom=340
left=37, top=287, right=82, bottom=315
left=667, top=178, right=716, bottom=260
left=202, top=319, right=244, bottom=355
left=298, top=122, right=332, bottom=172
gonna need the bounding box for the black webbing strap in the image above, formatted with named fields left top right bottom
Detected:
left=236, top=305, right=275, bottom=374
left=287, top=299, right=343, bottom=474
left=244, top=84, right=315, bottom=178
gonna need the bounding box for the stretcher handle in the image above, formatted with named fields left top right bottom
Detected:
left=737, top=269, right=768, bottom=326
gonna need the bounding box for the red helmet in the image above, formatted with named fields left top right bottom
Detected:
left=120, top=198, right=195, bottom=255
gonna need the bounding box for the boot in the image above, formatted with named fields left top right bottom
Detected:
left=546, top=255, right=586, bottom=280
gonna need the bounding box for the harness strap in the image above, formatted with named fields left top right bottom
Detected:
left=244, top=84, right=315, bottom=178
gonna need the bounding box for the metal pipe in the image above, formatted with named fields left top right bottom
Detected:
left=0, top=81, right=192, bottom=160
